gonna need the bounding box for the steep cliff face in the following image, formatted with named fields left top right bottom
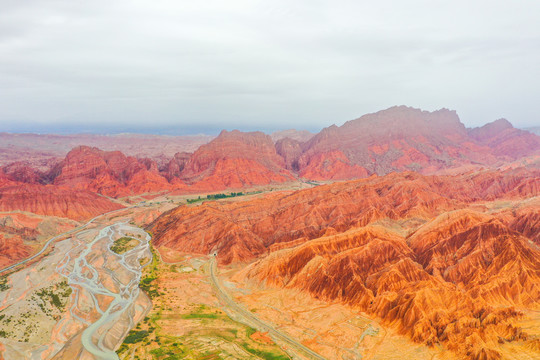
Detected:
left=292, top=106, right=497, bottom=178
left=275, top=138, right=303, bottom=171
left=272, top=107, right=540, bottom=180
left=163, top=152, right=192, bottom=181
left=298, top=150, right=370, bottom=180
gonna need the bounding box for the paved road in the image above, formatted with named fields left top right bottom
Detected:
left=0, top=205, right=140, bottom=275
left=208, top=256, right=327, bottom=360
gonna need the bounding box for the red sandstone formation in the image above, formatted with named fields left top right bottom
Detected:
left=179, top=130, right=295, bottom=190
left=52, top=146, right=171, bottom=197
left=148, top=168, right=539, bottom=359
left=295, top=106, right=499, bottom=178
left=0, top=213, right=78, bottom=268
left=2, top=106, right=540, bottom=197
left=0, top=184, right=124, bottom=221
left=148, top=168, right=539, bottom=264
left=281, top=106, right=540, bottom=180
left=469, top=119, right=540, bottom=159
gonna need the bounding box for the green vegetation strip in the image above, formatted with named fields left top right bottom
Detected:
left=110, top=236, right=139, bottom=254
left=186, top=191, right=262, bottom=204
left=117, top=242, right=289, bottom=360
left=0, top=276, right=9, bottom=291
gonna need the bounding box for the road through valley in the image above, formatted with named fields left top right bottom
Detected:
left=208, top=256, right=327, bottom=360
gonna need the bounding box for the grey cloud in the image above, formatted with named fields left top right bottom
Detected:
left=0, top=0, right=539, bottom=133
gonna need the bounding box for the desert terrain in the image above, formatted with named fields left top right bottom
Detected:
left=0, top=106, right=538, bottom=360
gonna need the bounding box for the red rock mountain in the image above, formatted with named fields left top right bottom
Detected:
left=2, top=106, right=539, bottom=198
left=468, top=118, right=540, bottom=159
left=178, top=130, right=295, bottom=191
left=0, top=184, right=124, bottom=221
left=148, top=168, right=539, bottom=359
left=148, top=168, right=539, bottom=264
left=294, top=106, right=500, bottom=179
left=51, top=146, right=172, bottom=197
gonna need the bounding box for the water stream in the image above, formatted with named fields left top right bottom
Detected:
left=56, top=222, right=151, bottom=359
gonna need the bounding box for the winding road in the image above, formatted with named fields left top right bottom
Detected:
left=208, top=255, right=327, bottom=360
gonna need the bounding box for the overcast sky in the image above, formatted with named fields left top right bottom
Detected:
left=0, top=0, right=539, bottom=134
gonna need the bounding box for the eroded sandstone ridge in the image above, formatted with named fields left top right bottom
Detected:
left=148, top=168, right=540, bottom=359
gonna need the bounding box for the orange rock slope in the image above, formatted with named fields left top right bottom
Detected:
left=148, top=168, right=540, bottom=359
left=149, top=168, right=539, bottom=263
left=177, top=130, right=295, bottom=191
left=0, top=184, right=124, bottom=221
left=0, top=212, right=78, bottom=268
left=52, top=146, right=173, bottom=197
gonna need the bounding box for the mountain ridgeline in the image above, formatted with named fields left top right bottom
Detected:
left=1, top=106, right=539, bottom=199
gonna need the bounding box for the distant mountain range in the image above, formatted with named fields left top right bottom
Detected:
left=1, top=106, right=538, bottom=200
left=524, top=126, right=540, bottom=136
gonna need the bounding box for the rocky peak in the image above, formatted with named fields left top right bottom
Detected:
left=468, top=118, right=514, bottom=141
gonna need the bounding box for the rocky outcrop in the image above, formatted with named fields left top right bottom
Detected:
left=293, top=106, right=498, bottom=178
left=163, top=152, right=191, bottom=181
left=275, top=138, right=303, bottom=171
left=268, top=106, right=540, bottom=180
left=1, top=162, right=44, bottom=184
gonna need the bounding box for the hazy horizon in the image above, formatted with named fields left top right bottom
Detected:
left=0, top=105, right=539, bottom=137
left=1, top=1, right=539, bottom=133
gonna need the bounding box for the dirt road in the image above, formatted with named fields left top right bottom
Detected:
left=208, top=255, right=327, bottom=360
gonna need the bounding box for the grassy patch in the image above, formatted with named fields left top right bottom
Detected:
left=182, top=312, right=220, bottom=320
left=117, top=242, right=289, bottom=360
left=124, top=330, right=149, bottom=344
left=35, top=280, right=72, bottom=313
left=0, top=276, right=9, bottom=291
left=139, top=246, right=159, bottom=299
left=111, top=236, right=139, bottom=254
left=186, top=191, right=263, bottom=204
